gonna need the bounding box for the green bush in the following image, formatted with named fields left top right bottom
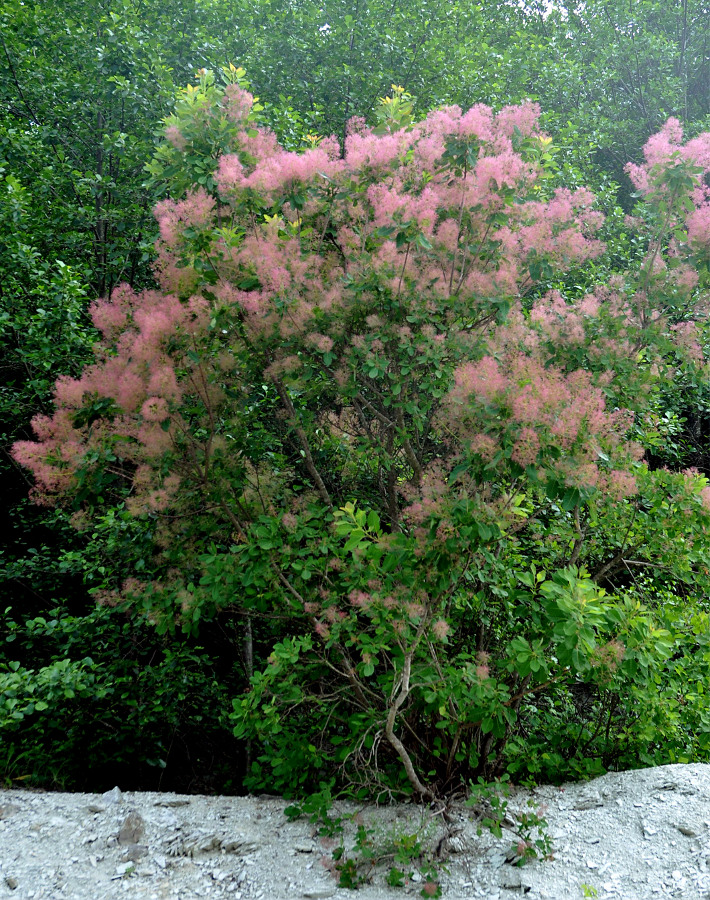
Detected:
left=1, top=604, right=244, bottom=792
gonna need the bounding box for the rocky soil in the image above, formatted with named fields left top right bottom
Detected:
left=2, top=763, right=710, bottom=900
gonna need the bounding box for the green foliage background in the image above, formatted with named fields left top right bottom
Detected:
left=2, top=0, right=710, bottom=794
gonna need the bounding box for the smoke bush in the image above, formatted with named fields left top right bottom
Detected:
left=13, top=70, right=710, bottom=796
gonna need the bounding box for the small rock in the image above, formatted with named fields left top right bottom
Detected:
left=0, top=805, right=20, bottom=820
left=641, top=821, right=658, bottom=837
left=302, top=891, right=336, bottom=899
left=657, top=781, right=679, bottom=791
left=574, top=795, right=604, bottom=810
left=155, top=798, right=190, bottom=808
left=102, top=786, right=122, bottom=804
left=153, top=854, right=167, bottom=869
left=114, top=862, right=135, bottom=877
left=118, top=810, right=146, bottom=845
left=294, top=841, right=314, bottom=853
left=212, top=869, right=227, bottom=882
left=121, top=843, right=149, bottom=863
left=677, top=824, right=699, bottom=837
left=4, top=876, right=18, bottom=891
left=487, top=850, right=507, bottom=868
left=87, top=803, right=106, bottom=814
left=165, top=831, right=221, bottom=857
left=222, top=838, right=259, bottom=855
left=501, top=870, right=521, bottom=889
left=500, top=869, right=532, bottom=893
left=445, top=833, right=468, bottom=853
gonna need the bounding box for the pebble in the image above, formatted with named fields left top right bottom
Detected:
left=102, top=786, right=123, bottom=804
left=121, top=843, right=148, bottom=862
left=294, top=841, right=314, bottom=853
left=0, top=805, right=20, bottom=820
left=114, top=861, right=135, bottom=877
left=499, top=869, right=532, bottom=891
left=574, top=794, right=604, bottom=810
left=118, top=810, right=146, bottom=844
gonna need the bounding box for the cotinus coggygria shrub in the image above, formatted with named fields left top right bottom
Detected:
left=14, top=70, right=710, bottom=797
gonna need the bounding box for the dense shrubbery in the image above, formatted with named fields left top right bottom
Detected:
left=1, top=600, right=246, bottom=792
left=9, top=67, right=710, bottom=800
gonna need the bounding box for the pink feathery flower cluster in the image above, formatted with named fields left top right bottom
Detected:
left=153, top=91, right=606, bottom=352
left=626, top=118, right=710, bottom=193
left=626, top=119, right=710, bottom=255
left=216, top=144, right=342, bottom=202
left=531, top=291, right=590, bottom=346
left=14, top=86, right=709, bottom=533
left=165, top=124, right=187, bottom=152
left=432, top=619, right=450, bottom=641
left=687, top=205, right=710, bottom=249
left=222, top=83, right=253, bottom=123
left=154, top=190, right=215, bottom=248
left=670, top=322, right=704, bottom=363
left=11, top=282, right=212, bottom=505
left=445, top=347, right=637, bottom=493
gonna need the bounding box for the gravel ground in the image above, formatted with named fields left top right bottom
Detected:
left=2, top=763, right=710, bottom=900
